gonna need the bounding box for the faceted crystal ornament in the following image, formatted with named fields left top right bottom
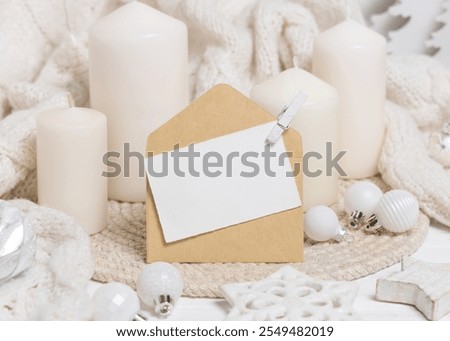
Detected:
left=0, top=200, right=36, bottom=284
left=91, top=282, right=140, bottom=321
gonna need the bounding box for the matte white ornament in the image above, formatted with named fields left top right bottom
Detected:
left=0, top=200, right=36, bottom=284
left=377, top=257, right=450, bottom=320
left=92, top=282, right=140, bottom=321
left=221, top=266, right=360, bottom=321
left=304, top=205, right=352, bottom=242
left=137, top=262, right=183, bottom=317
left=344, top=181, right=383, bottom=228
left=370, top=189, right=420, bottom=233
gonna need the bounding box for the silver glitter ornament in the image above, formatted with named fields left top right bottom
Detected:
left=0, top=200, right=36, bottom=284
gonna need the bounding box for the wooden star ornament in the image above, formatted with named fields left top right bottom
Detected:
left=220, top=266, right=360, bottom=321
left=376, top=257, right=450, bottom=320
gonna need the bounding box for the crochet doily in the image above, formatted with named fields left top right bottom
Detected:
left=91, top=176, right=429, bottom=298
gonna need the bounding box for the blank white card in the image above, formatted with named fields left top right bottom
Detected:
left=146, top=122, right=301, bottom=243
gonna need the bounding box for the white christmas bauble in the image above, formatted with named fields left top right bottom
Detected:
left=137, top=262, right=183, bottom=316
left=428, top=133, right=450, bottom=167
left=344, top=181, right=383, bottom=216
left=441, top=136, right=450, bottom=149
left=0, top=200, right=36, bottom=284
left=375, top=190, right=419, bottom=233
left=92, top=282, right=140, bottom=321
left=304, top=206, right=340, bottom=242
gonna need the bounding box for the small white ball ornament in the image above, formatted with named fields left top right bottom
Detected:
left=304, top=206, right=353, bottom=242
left=137, top=262, right=183, bottom=317
left=428, top=133, right=450, bottom=167
left=344, top=181, right=383, bottom=228
left=91, top=282, right=140, bottom=321
left=365, top=189, right=420, bottom=233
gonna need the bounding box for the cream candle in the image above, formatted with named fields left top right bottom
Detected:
left=36, top=98, right=107, bottom=235
left=89, top=1, right=188, bottom=202
left=313, top=19, right=386, bottom=179
left=250, top=68, right=339, bottom=210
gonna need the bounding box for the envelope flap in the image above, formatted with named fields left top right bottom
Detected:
left=147, top=84, right=276, bottom=154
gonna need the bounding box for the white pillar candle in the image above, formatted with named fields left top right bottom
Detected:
left=250, top=68, right=339, bottom=210
left=313, top=19, right=386, bottom=179
left=89, top=1, right=188, bottom=202
left=37, top=100, right=107, bottom=235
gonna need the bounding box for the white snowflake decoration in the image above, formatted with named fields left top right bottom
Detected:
left=221, top=266, right=360, bottom=321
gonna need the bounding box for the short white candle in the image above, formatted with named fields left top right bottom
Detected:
left=250, top=68, right=339, bottom=210
left=313, top=19, right=386, bottom=179
left=89, top=1, right=189, bottom=202
left=37, top=99, right=107, bottom=235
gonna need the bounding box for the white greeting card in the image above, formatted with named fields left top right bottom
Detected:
left=146, top=122, right=301, bottom=243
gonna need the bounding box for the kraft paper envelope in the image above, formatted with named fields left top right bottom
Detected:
left=146, top=84, right=303, bottom=263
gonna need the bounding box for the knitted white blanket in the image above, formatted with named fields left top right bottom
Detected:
left=1, top=0, right=449, bottom=223
left=0, top=200, right=93, bottom=320
left=0, top=0, right=449, bottom=319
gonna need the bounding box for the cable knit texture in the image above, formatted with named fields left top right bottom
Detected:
left=0, top=0, right=445, bottom=310
left=0, top=200, right=93, bottom=320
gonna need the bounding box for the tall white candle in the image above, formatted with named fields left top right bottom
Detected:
left=250, top=68, right=339, bottom=210
left=89, top=1, right=188, bottom=202
left=313, top=19, right=386, bottom=179
left=37, top=101, right=107, bottom=235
